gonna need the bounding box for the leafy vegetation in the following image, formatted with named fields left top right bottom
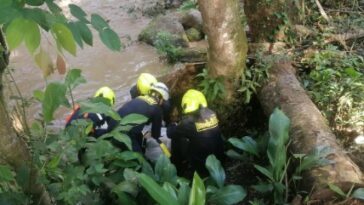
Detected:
left=154, top=32, right=184, bottom=63
left=196, top=68, right=226, bottom=103
left=177, top=0, right=198, bottom=11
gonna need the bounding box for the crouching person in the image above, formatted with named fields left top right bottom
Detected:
left=167, top=89, right=224, bottom=177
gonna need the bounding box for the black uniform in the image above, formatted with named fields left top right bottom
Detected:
left=167, top=107, right=224, bottom=176
left=66, top=107, right=117, bottom=138
left=130, top=85, right=171, bottom=125
left=117, top=95, right=163, bottom=153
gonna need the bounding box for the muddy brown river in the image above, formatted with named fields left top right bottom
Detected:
left=5, top=0, right=170, bottom=127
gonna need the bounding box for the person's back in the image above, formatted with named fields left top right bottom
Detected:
left=118, top=82, right=169, bottom=153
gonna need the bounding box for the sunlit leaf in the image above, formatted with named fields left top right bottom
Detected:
left=163, top=182, right=178, bottom=200
left=33, top=89, right=44, bottom=102
left=205, top=155, right=225, bottom=188
left=5, top=18, right=26, bottom=50
left=51, top=23, right=77, bottom=55
left=56, top=54, right=66, bottom=75
left=24, top=19, right=40, bottom=53
left=188, top=172, right=205, bottom=205
left=100, top=28, right=121, bottom=51
left=34, top=48, right=54, bottom=78
left=328, top=183, right=346, bottom=197
left=208, top=185, right=246, bottom=205
left=138, top=173, right=179, bottom=205
left=79, top=101, right=121, bottom=121
left=43, top=82, right=69, bottom=122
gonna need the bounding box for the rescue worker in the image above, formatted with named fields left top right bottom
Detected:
left=167, top=89, right=224, bottom=176
left=130, top=73, right=172, bottom=125
left=65, top=86, right=118, bottom=138
left=129, top=73, right=157, bottom=99
left=118, top=82, right=170, bottom=154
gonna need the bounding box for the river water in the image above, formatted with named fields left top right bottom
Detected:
left=6, top=0, right=170, bottom=127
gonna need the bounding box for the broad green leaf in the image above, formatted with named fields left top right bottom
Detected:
left=142, top=161, right=155, bottom=179
left=352, top=188, right=364, bottom=200
left=24, top=19, right=40, bottom=53
left=43, top=82, right=69, bottom=122
left=328, top=183, right=346, bottom=197
left=138, top=173, right=179, bottom=205
left=64, top=68, right=86, bottom=89
left=51, top=23, right=77, bottom=55
left=120, top=114, right=148, bottom=126
left=68, top=22, right=84, bottom=48
left=77, top=21, right=93, bottom=46
left=205, top=155, right=225, bottom=188
left=155, top=155, right=178, bottom=185
left=0, top=165, right=14, bottom=182
left=252, top=183, right=274, bottom=193
left=208, top=185, right=246, bottom=205
left=225, top=149, right=244, bottom=160
left=69, top=4, right=88, bottom=22
left=344, top=67, right=361, bottom=78
left=5, top=18, right=26, bottom=50
left=114, top=192, right=137, bottom=205
left=111, top=132, right=132, bottom=150
left=178, top=182, right=191, bottom=205
left=45, top=0, right=62, bottom=14
left=23, top=8, right=49, bottom=30
left=163, top=182, right=178, bottom=200
left=254, top=165, right=273, bottom=181
left=91, top=14, right=109, bottom=31
left=0, top=0, right=12, bottom=8
left=34, top=48, right=54, bottom=77
left=112, top=180, right=138, bottom=197
left=100, top=28, right=122, bottom=51
left=228, top=136, right=258, bottom=156
left=79, top=101, right=121, bottom=121
left=47, top=155, right=61, bottom=169
left=25, top=0, right=44, bottom=6
left=0, top=7, right=21, bottom=24
left=188, top=172, right=205, bottom=205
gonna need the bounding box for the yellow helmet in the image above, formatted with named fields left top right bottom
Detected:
left=137, top=73, right=157, bottom=95
left=181, top=89, right=207, bottom=114
left=94, top=86, right=116, bottom=106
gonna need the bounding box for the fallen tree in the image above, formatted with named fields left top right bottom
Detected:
left=258, top=60, right=364, bottom=200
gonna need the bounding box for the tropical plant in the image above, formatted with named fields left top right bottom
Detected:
left=154, top=32, right=184, bottom=63
left=197, top=68, right=226, bottom=103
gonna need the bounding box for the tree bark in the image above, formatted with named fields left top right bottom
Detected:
left=258, top=60, right=363, bottom=199
left=0, top=29, right=51, bottom=205
left=198, top=0, right=248, bottom=102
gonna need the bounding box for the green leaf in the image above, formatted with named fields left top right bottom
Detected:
left=43, top=82, right=69, bottom=122
left=114, top=192, right=137, bottom=205
left=79, top=101, right=121, bottom=121
left=208, top=185, right=246, bottom=205
left=64, top=68, right=86, bottom=89
left=68, top=22, right=84, bottom=48
left=25, top=0, right=44, bottom=6
left=69, top=4, right=88, bottom=22
left=228, top=136, right=259, bottom=156
left=352, top=188, right=364, bottom=200
left=328, top=183, right=346, bottom=197
left=33, top=89, right=44, bottom=102
left=188, top=172, right=205, bottom=205
left=163, top=182, right=178, bottom=200
left=5, top=18, right=26, bottom=50
left=120, top=114, right=148, bottom=126
left=138, top=173, right=179, bottom=205
left=205, top=155, right=225, bottom=188
left=76, top=21, right=93, bottom=46
left=111, top=132, right=132, bottom=150
left=344, top=67, right=361, bottom=78
left=254, top=165, right=274, bottom=181
left=178, top=181, right=191, bottom=205
left=0, top=0, right=12, bottom=8
left=0, top=7, right=21, bottom=24
left=155, top=155, right=178, bottom=185
left=0, top=165, right=14, bottom=182
left=24, top=19, right=40, bottom=53
left=252, top=183, right=274, bottom=193
left=112, top=180, right=138, bottom=197
left=91, top=14, right=109, bottom=31
left=51, top=23, right=77, bottom=55
left=23, top=8, right=49, bottom=30
left=100, top=28, right=122, bottom=51
left=45, top=0, right=62, bottom=14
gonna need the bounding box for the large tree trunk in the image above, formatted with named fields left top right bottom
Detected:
left=198, top=0, right=248, bottom=102
left=258, top=60, right=363, bottom=199
left=0, top=29, right=51, bottom=205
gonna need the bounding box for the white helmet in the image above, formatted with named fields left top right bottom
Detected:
left=150, top=82, right=169, bottom=101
